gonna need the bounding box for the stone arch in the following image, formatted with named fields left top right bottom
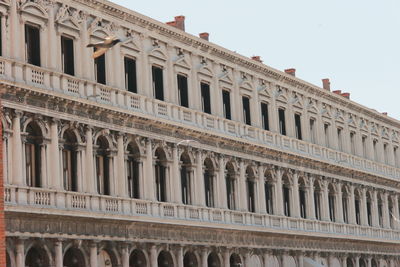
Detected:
left=25, top=245, right=51, bottom=267
left=20, top=1, right=49, bottom=20
left=359, top=258, right=367, bottom=267
left=124, top=137, right=145, bottom=156
left=248, top=254, right=262, bottom=267
left=129, top=249, right=147, bottom=267
left=346, top=258, right=354, bottom=267
left=60, top=125, right=83, bottom=144
left=371, top=258, right=378, bottom=267
left=183, top=251, right=199, bottom=267
left=229, top=253, right=242, bottom=267
left=207, top=251, right=221, bottom=267
left=22, top=117, right=48, bottom=138
left=93, top=131, right=114, bottom=150
left=264, top=255, right=279, bottom=267
left=97, top=248, right=119, bottom=267
left=63, top=246, right=86, bottom=267
left=379, top=259, right=388, bottom=267
left=157, top=250, right=174, bottom=267
left=282, top=255, right=296, bottom=267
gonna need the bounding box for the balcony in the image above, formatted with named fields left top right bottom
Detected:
left=0, top=57, right=399, bottom=181
left=5, top=185, right=400, bottom=241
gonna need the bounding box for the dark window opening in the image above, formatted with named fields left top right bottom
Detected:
left=342, top=197, right=349, bottom=223
left=278, top=108, right=286, bottom=135
left=127, top=156, right=140, bottom=199
left=324, top=123, right=330, bottom=147
left=181, top=165, right=191, bottom=205
left=283, top=185, right=290, bottom=216
left=226, top=175, right=235, bottom=210
left=94, top=48, right=106, bottom=85
left=124, top=57, right=137, bottom=93
left=25, top=24, right=41, bottom=66
left=373, top=139, right=378, bottom=161
left=362, top=136, right=367, bottom=157
left=62, top=139, right=78, bottom=192
left=152, top=66, right=164, bottom=101
left=242, top=96, right=251, bottom=125
left=367, top=200, right=372, bottom=226
left=310, top=119, right=316, bottom=144
left=201, top=82, right=211, bottom=114
left=247, top=180, right=255, bottom=212
left=222, top=90, right=231, bottom=120
left=355, top=199, right=361, bottom=225
left=294, top=113, right=302, bottom=140
left=299, top=188, right=307, bottom=218
left=378, top=202, right=383, bottom=227
left=155, top=164, right=166, bottom=202
left=61, top=36, right=75, bottom=75
left=337, top=128, right=343, bottom=151
left=204, top=169, right=214, bottom=207
left=314, top=191, right=321, bottom=220
left=261, top=102, right=270, bottom=131
left=265, top=182, right=273, bottom=214
left=177, top=74, right=189, bottom=107
left=350, top=132, right=356, bottom=155
left=329, top=194, right=335, bottom=221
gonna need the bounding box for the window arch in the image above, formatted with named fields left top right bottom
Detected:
left=230, top=253, right=242, bottom=267
left=127, top=142, right=140, bottom=199
left=129, top=249, right=147, bottom=267
left=25, top=246, right=50, bottom=267
left=180, top=152, right=192, bottom=205
left=207, top=252, right=221, bottom=267
left=225, top=162, right=236, bottom=210
left=63, top=247, right=85, bottom=267
left=204, top=158, right=215, bottom=208
left=158, top=250, right=174, bottom=267
left=183, top=251, right=198, bottom=267
left=62, top=129, right=78, bottom=192
left=155, top=148, right=168, bottom=202
left=25, top=121, right=44, bottom=188
left=246, top=166, right=256, bottom=212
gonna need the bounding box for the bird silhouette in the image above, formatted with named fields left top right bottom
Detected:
left=87, top=36, right=122, bottom=59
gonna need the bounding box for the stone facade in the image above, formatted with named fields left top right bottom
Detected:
left=1, top=0, right=400, bottom=266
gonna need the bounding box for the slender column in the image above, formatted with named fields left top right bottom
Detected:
left=12, top=112, right=23, bottom=185
left=47, top=5, right=57, bottom=69
left=273, top=168, right=284, bottom=216
left=382, top=192, right=390, bottom=228
left=85, top=127, right=95, bottom=193
left=321, top=180, right=330, bottom=221
left=307, top=176, right=316, bottom=220
left=258, top=165, right=267, bottom=213
left=15, top=239, right=25, bottom=267
left=223, top=249, right=230, bottom=267
left=176, top=246, right=184, bottom=267
left=361, top=187, right=368, bottom=226
left=367, top=258, right=372, bottom=267
left=10, top=0, right=22, bottom=60
left=244, top=252, right=251, bottom=267
left=172, top=145, right=181, bottom=203
left=80, top=13, right=92, bottom=80
left=349, top=185, right=357, bottom=224
left=50, top=120, right=61, bottom=189
left=341, top=256, right=348, bottom=267
left=291, top=171, right=300, bottom=218
left=90, top=242, right=98, bottom=267
left=393, top=195, right=400, bottom=229
left=268, top=83, right=279, bottom=133
left=218, top=156, right=227, bottom=208
left=40, top=143, right=48, bottom=187
left=122, top=244, right=129, bottom=267
left=117, top=134, right=126, bottom=196
left=54, top=240, right=63, bottom=267
left=201, top=248, right=208, bottom=267
left=238, top=160, right=248, bottom=211
left=355, top=256, right=360, bottom=267
left=144, top=139, right=155, bottom=200
left=336, top=183, right=344, bottom=223
left=150, top=245, right=158, bottom=267
left=372, top=191, right=379, bottom=227
left=298, top=252, right=304, bottom=267
left=196, top=150, right=205, bottom=206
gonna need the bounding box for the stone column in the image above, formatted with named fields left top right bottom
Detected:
left=355, top=256, right=360, bottom=267
left=273, top=168, right=284, bottom=216
left=291, top=171, right=300, bottom=218
left=341, top=256, right=348, bottom=267
left=336, top=183, right=344, bottom=223
left=258, top=165, right=267, bottom=213
left=307, top=176, right=316, bottom=220
left=12, top=111, right=23, bottom=185
left=54, top=240, right=63, bottom=267
left=218, top=156, right=228, bottom=209
left=372, top=191, right=380, bottom=227
left=298, top=252, right=304, bottom=267
left=392, top=195, right=400, bottom=229
left=90, top=242, right=98, bottom=267
left=361, top=187, right=368, bottom=226
left=195, top=150, right=205, bottom=206
left=172, top=145, right=182, bottom=203
left=367, top=257, right=372, bottom=267
left=176, top=246, right=184, bottom=267
left=150, top=245, right=158, bottom=267
left=238, top=160, right=248, bottom=211
left=144, top=139, right=155, bottom=200
left=117, top=134, right=126, bottom=197
left=223, top=249, right=230, bottom=267
left=85, top=127, right=95, bottom=193
left=321, top=180, right=330, bottom=221
left=80, top=13, right=92, bottom=80
left=50, top=120, right=61, bottom=189
left=15, top=239, right=25, bottom=267
left=121, top=244, right=130, bottom=267
left=10, top=0, right=22, bottom=60
left=201, top=248, right=208, bottom=267
left=349, top=185, right=357, bottom=224
left=244, top=252, right=251, bottom=267
left=382, top=192, right=390, bottom=228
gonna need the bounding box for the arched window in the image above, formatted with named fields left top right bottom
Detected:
left=25, top=122, right=43, bottom=187
left=129, top=249, right=147, bottom=267
left=25, top=246, right=49, bottom=267
left=204, top=158, right=215, bottom=208
left=183, top=251, right=198, bottom=267
left=359, top=258, right=367, bottom=267
left=282, top=174, right=291, bottom=217
left=62, top=130, right=78, bottom=192
left=264, top=171, right=274, bottom=215
left=366, top=192, right=373, bottom=226
left=246, top=167, right=256, bottom=212
left=180, top=153, right=192, bottom=205
left=346, top=258, right=354, bottom=267
left=314, top=181, right=322, bottom=220
left=354, top=189, right=361, bottom=225
left=371, top=259, right=378, bottom=267
left=155, top=148, right=167, bottom=202
left=158, top=251, right=173, bottom=267
left=328, top=184, right=336, bottom=222
left=298, top=177, right=307, bottom=219
left=98, top=249, right=117, bottom=267
left=230, top=254, right=242, bottom=267
left=207, top=252, right=221, bottom=267
left=378, top=194, right=383, bottom=227
left=95, top=136, right=110, bottom=195
left=127, top=142, right=140, bottom=199
left=64, top=247, right=85, bottom=267
left=388, top=197, right=394, bottom=228
left=225, top=162, right=236, bottom=210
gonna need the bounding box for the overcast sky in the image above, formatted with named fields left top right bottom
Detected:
left=111, top=0, right=400, bottom=120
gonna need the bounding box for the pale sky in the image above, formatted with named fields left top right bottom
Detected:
left=111, top=0, right=400, bottom=120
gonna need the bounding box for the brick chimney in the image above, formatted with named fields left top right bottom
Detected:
left=382, top=112, right=388, bottom=116
left=251, top=56, right=262, bottom=63
left=341, top=92, right=350, bottom=99
left=199, top=32, right=209, bottom=41
left=284, top=68, right=296, bottom=76
left=166, top=16, right=185, bottom=31
left=322, top=78, right=330, bottom=91
left=333, top=90, right=342, bottom=95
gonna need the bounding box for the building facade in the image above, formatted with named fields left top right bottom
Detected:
left=2, top=0, right=400, bottom=266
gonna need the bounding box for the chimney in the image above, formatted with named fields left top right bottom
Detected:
left=251, top=56, right=262, bottom=63
left=382, top=112, right=388, bottom=116
left=284, top=68, right=296, bottom=76
left=341, top=92, right=350, bottom=99
left=333, top=90, right=342, bottom=95
left=199, top=32, right=209, bottom=41
left=166, top=16, right=185, bottom=31
left=322, top=78, right=331, bottom=91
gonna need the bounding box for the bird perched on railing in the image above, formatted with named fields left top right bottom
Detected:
left=87, top=36, right=122, bottom=59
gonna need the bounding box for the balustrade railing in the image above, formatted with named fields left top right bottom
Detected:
left=0, top=57, right=399, bottom=181
left=4, top=185, right=400, bottom=241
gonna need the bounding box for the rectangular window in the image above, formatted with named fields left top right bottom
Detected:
left=94, top=48, right=106, bottom=85
left=373, top=139, right=378, bottom=161
left=201, top=82, right=211, bottom=114
left=278, top=108, right=286, bottom=136
left=337, top=128, right=343, bottom=151
left=294, top=113, right=302, bottom=140
left=350, top=132, right=356, bottom=155
left=355, top=199, right=361, bottom=225
left=124, top=57, right=137, bottom=93
left=242, top=96, right=251, bottom=125
left=61, top=36, right=75, bottom=76
left=283, top=185, right=290, bottom=216
left=314, top=191, right=321, bottom=220
left=367, top=201, right=372, bottom=226
left=342, top=197, right=348, bottom=223
left=394, top=147, right=398, bottom=167
left=324, top=123, right=330, bottom=147
left=383, top=143, right=388, bottom=164
left=25, top=24, right=41, bottom=66
left=310, top=118, right=316, bottom=144
left=247, top=180, right=255, bottom=212
left=362, top=136, right=367, bottom=157
left=222, top=90, right=231, bottom=120
left=299, top=188, right=307, bottom=218
left=204, top=172, right=214, bottom=207
left=329, top=194, right=335, bottom=221
left=265, top=182, right=273, bottom=214
left=260, top=102, right=269, bottom=131
left=152, top=66, right=164, bottom=101
left=177, top=74, right=189, bottom=107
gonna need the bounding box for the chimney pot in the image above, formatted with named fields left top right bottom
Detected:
left=382, top=112, right=388, bottom=116
left=341, top=92, right=350, bottom=99
left=284, top=68, right=296, bottom=76
left=166, top=15, right=185, bottom=31
left=199, top=32, right=209, bottom=41
left=322, top=78, right=331, bottom=91
left=251, top=56, right=262, bottom=63
left=333, top=90, right=342, bottom=95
